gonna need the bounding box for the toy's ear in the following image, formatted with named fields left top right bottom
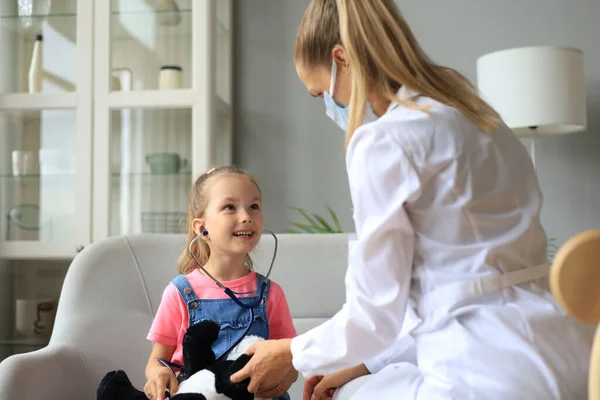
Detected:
left=210, top=354, right=254, bottom=400
left=182, top=320, right=220, bottom=376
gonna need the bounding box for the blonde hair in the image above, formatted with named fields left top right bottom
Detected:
left=295, top=0, right=500, bottom=147
left=177, top=166, right=261, bottom=275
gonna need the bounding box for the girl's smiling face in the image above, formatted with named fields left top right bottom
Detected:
left=197, top=174, right=264, bottom=258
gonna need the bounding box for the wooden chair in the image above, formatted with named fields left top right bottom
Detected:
left=550, top=230, right=600, bottom=400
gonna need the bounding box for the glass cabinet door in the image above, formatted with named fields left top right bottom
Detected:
left=0, top=0, right=92, bottom=258
left=93, top=0, right=232, bottom=239
left=109, top=107, right=192, bottom=236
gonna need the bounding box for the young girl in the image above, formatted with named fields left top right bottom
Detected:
left=144, top=166, right=297, bottom=400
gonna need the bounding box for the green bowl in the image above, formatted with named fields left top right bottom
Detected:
left=145, top=153, right=187, bottom=174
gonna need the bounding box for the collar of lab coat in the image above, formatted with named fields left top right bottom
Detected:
left=386, top=85, right=420, bottom=113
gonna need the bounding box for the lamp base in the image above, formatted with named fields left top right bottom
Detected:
left=528, top=127, right=538, bottom=170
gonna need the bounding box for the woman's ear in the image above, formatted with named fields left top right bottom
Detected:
left=191, top=218, right=205, bottom=237
left=332, top=45, right=348, bottom=67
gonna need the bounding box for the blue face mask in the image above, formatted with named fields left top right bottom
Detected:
left=324, top=59, right=379, bottom=131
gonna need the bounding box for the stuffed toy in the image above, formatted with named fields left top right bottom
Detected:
left=97, top=320, right=262, bottom=400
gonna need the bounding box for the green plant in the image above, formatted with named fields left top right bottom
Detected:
left=287, top=205, right=343, bottom=233
left=547, top=237, right=559, bottom=262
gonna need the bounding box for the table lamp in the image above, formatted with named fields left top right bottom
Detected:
left=476, top=45, right=586, bottom=167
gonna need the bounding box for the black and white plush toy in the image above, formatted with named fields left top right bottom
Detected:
left=97, top=320, right=263, bottom=400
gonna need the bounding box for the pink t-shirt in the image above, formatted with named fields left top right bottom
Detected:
left=147, top=270, right=297, bottom=366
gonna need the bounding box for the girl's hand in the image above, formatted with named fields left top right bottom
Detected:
left=304, top=364, right=370, bottom=400
left=304, top=376, right=328, bottom=400
left=143, top=369, right=178, bottom=400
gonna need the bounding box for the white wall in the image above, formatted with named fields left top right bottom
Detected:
left=233, top=0, right=600, bottom=245
left=234, top=0, right=352, bottom=233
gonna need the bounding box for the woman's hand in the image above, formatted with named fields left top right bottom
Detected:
left=230, top=338, right=296, bottom=394
left=256, top=367, right=298, bottom=398
left=304, top=364, right=370, bottom=400
left=143, top=369, right=178, bottom=400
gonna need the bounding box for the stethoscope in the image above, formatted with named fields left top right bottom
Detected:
left=188, top=229, right=278, bottom=360
left=158, top=229, right=278, bottom=376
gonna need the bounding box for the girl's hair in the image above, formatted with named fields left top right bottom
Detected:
left=177, top=165, right=261, bottom=275
left=294, top=0, right=500, bottom=147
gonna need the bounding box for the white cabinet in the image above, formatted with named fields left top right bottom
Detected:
left=0, top=0, right=233, bottom=260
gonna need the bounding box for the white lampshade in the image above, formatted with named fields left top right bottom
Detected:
left=476, top=46, right=586, bottom=137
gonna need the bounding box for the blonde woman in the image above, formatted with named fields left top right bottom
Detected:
left=231, top=0, right=594, bottom=399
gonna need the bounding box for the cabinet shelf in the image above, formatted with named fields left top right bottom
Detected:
left=109, top=90, right=195, bottom=108
left=0, top=337, right=48, bottom=348
left=0, top=9, right=190, bottom=19
left=112, top=172, right=191, bottom=177
left=108, top=91, right=230, bottom=118
left=0, top=172, right=191, bottom=180
left=111, top=171, right=193, bottom=185
left=0, top=174, right=76, bottom=191
left=113, top=9, right=192, bottom=16
left=0, top=13, right=76, bottom=20
left=0, top=242, right=78, bottom=260
left=0, top=93, right=77, bottom=110
left=0, top=12, right=77, bottom=40
left=0, top=173, right=75, bottom=179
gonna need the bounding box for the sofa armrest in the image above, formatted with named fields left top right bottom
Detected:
left=0, top=344, right=93, bottom=400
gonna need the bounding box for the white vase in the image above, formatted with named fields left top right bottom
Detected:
left=28, top=34, right=43, bottom=93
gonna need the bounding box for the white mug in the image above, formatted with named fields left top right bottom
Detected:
left=158, top=66, right=183, bottom=90
left=12, top=150, right=35, bottom=176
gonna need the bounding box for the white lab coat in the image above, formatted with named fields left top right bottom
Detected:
left=290, top=87, right=595, bottom=399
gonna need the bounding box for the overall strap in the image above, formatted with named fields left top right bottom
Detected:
left=171, top=275, right=200, bottom=304
left=254, top=273, right=271, bottom=297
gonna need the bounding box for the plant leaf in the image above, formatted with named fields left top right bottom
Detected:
left=290, top=207, right=321, bottom=230
left=312, top=212, right=334, bottom=232
left=291, top=222, right=329, bottom=233
left=326, top=205, right=342, bottom=232
left=291, top=222, right=314, bottom=233
left=287, top=205, right=344, bottom=234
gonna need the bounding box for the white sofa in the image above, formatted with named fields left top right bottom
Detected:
left=0, top=233, right=369, bottom=400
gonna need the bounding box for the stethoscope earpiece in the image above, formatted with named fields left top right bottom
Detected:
left=201, top=229, right=209, bottom=236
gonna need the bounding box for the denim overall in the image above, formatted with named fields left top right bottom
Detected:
left=172, top=272, right=291, bottom=400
